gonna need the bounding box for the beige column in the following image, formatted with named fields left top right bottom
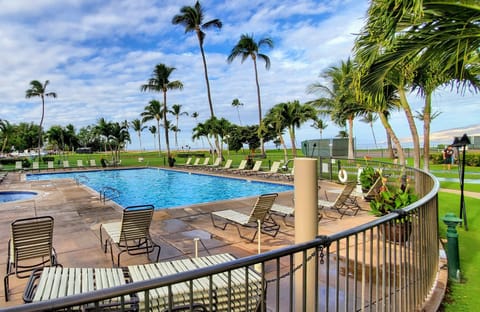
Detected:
left=294, top=157, right=318, bottom=311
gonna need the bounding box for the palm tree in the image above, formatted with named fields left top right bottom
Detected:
left=0, top=119, right=14, bottom=153
left=172, top=1, right=222, bottom=117
left=355, top=0, right=480, bottom=169
left=141, top=64, right=183, bottom=162
left=169, top=104, right=188, bottom=148
left=360, top=112, right=379, bottom=149
left=231, top=98, right=244, bottom=125
left=311, top=118, right=328, bottom=139
left=227, top=34, right=274, bottom=156
left=141, top=100, right=163, bottom=156
left=25, top=80, right=57, bottom=159
left=130, top=119, right=147, bottom=151
left=148, top=125, right=157, bottom=150
left=307, top=59, right=361, bottom=159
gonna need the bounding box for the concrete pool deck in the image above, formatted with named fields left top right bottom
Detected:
left=0, top=168, right=377, bottom=307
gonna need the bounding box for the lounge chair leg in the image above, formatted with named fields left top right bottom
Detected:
left=4, top=275, right=9, bottom=301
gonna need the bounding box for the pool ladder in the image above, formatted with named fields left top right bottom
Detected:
left=74, top=175, right=89, bottom=186
left=99, top=186, right=120, bottom=204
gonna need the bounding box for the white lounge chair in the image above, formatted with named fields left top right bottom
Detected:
left=4, top=216, right=60, bottom=301
left=32, top=161, right=40, bottom=171
left=99, top=204, right=161, bottom=266
left=239, top=160, right=263, bottom=175
left=211, top=193, right=279, bottom=242
left=76, top=159, right=84, bottom=168
left=318, top=183, right=359, bottom=219
left=226, top=159, right=247, bottom=174
left=23, top=267, right=137, bottom=310
left=63, top=160, right=70, bottom=169
left=47, top=161, right=55, bottom=171
left=128, top=253, right=262, bottom=312
left=89, top=159, right=97, bottom=167
left=15, top=161, right=22, bottom=171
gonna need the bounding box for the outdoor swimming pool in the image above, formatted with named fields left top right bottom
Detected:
left=26, top=168, right=293, bottom=209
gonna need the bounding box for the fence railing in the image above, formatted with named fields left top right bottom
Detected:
left=3, top=157, right=440, bottom=312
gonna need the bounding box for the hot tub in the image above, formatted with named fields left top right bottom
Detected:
left=0, top=191, right=38, bottom=203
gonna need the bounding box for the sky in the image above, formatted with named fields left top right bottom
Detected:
left=0, top=0, right=478, bottom=152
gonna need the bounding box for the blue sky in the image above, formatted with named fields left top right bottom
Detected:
left=0, top=0, right=478, bottom=151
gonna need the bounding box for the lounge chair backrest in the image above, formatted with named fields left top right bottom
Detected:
left=333, top=183, right=356, bottom=209
left=63, top=160, right=70, bottom=168
left=15, top=161, right=22, bottom=170
left=269, top=161, right=281, bottom=173
left=251, top=160, right=262, bottom=171
left=193, top=158, right=201, bottom=166
left=202, top=157, right=210, bottom=165
left=90, top=159, right=96, bottom=167
left=47, top=161, right=54, bottom=169
left=223, top=159, right=232, bottom=169
left=77, top=160, right=83, bottom=167
left=247, top=193, right=278, bottom=223
left=120, top=205, right=154, bottom=243
left=212, top=157, right=221, bottom=166
left=10, top=216, right=54, bottom=263
left=365, top=177, right=382, bottom=198
left=237, top=159, right=247, bottom=170
left=32, top=162, right=39, bottom=170
left=184, top=157, right=192, bottom=165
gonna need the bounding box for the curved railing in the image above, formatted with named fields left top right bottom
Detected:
left=2, top=157, right=440, bottom=312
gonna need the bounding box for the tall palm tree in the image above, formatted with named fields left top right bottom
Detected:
left=169, top=104, right=188, bottom=148
left=231, top=98, right=244, bottom=125
left=141, top=64, right=183, bottom=162
left=148, top=125, right=157, bottom=150
left=311, top=117, right=328, bottom=140
left=25, top=80, right=57, bottom=159
left=172, top=1, right=222, bottom=117
left=360, top=112, right=379, bottom=149
left=141, top=100, right=163, bottom=156
left=130, top=119, right=147, bottom=151
left=307, top=59, right=361, bottom=159
left=227, top=34, right=274, bottom=156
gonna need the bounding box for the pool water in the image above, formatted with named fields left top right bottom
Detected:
left=0, top=191, right=38, bottom=203
left=27, top=168, right=293, bottom=209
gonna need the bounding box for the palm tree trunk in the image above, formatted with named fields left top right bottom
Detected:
left=398, top=87, right=421, bottom=168
left=197, top=35, right=214, bottom=117
left=163, top=91, right=171, bottom=159
left=348, top=116, right=354, bottom=159
left=423, top=93, right=432, bottom=171
left=370, top=122, right=378, bottom=148
left=379, top=113, right=406, bottom=165
left=252, top=57, right=265, bottom=156
left=288, top=126, right=297, bottom=157
left=279, top=134, right=288, bottom=163
left=156, top=120, right=162, bottom=156
left=38, top=96, right=45, bottom=160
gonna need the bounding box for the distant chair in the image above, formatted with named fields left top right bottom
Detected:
left=15, top=161, right=22, bottom=171
left=63, top=160, right=70, bottom=169
left=215, top=159, right=233, bottom=172
left=47, top=161, right=55, bottom=171
left=227, top=159, right=247, bottom=174
left=32, top=161, right=40, bottom=171
left=239, top=160, right=263, bottom=175
left=257, top=161, right=282, bottom=178
left=89, top=159, right=97, bottom=167
left=76, top=159, right=84, bottom=168
left=205, top=157, right=222, bottom=170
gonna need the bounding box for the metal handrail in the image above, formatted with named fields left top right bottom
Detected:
left=99, top=186, right=120, bottom=204
left=4, top=158, right=441, bottom=312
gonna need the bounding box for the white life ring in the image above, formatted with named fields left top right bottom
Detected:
left=338, top=169, right=348, bottom=183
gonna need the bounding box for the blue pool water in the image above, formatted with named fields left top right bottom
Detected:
left=26, top=168, right=293, bottom=209
left=0, top=191, right=38, bottom=203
